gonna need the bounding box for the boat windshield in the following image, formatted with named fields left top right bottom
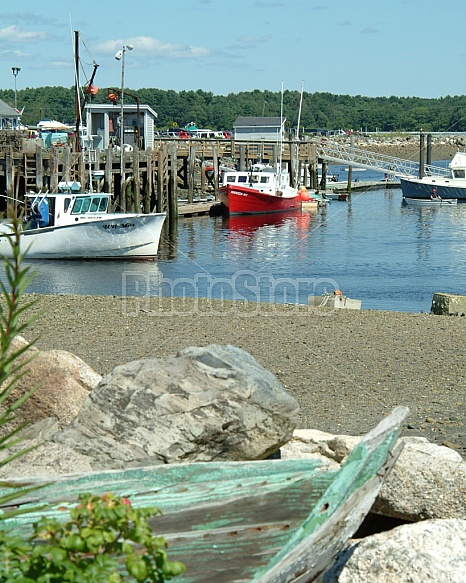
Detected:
left=71, top=196, right=109, bottom=214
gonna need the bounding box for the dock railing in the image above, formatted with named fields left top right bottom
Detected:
left=317, top=140, right=451, bottom=178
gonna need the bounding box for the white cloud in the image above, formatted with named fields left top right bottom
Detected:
left=0, top=25, right=47, bottom=43
left=95, top=36, right=211, bottom=59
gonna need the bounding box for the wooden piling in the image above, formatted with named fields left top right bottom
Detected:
left=419, top=131, right=425, bottom=179
left=212, top=145, right=219, bottom=194
left=188, top=145, right=196, bottom=203
left=133, top=146, right=140, bottom=212
left=426, top=133, right=432, bottom=167
left=0, top=135, right=318, bottom=220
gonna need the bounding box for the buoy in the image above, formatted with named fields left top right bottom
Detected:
left=85, top=85, right=99, bottom=95
left=300, top=187, right=310, bottom=202
left=334, top=289, right=343, bottom=296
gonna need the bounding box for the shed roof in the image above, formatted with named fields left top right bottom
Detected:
left=233, top=116, right=284, bottom=128
left=0, top=98, right=19, bottom=117
left=84, top=103, right=158, bottom=118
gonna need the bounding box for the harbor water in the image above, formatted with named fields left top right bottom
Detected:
left=8, top=165, right=466, bottom=313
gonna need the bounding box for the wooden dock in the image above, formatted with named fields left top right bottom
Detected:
left=0, top=131, right=399, bottom=221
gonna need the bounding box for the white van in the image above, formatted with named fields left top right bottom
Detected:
left=190, top=129, right=216, bottom=139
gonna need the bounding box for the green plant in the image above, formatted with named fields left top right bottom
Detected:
left=0, top=219, right=185, bottom=581
left=0, top=215, right=46, bottom=518
left=0, top=215, right=38, bottom=465
left=0, top=492, right=185, bottom=582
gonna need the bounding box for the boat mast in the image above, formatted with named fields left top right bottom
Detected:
left=74, top=30, right=81, bottom=153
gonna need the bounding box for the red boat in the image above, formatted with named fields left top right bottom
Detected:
left=218, top=163, right=303, bottom=215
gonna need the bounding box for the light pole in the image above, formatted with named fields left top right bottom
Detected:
left=114, top=45, right=133, bottom=210
left=12, top=67, right=21, bottom=112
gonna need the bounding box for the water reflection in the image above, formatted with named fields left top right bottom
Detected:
left=7, top=188, right=466, bottom=312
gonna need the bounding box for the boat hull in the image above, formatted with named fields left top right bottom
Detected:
left=402, top=197, right=457, bottom=206
left=218, top=184, right=302, bottom=215
left=0, top=213, right=166, bottom=259
left=400, top=176, right=466, bottom=200
left=0, top=407, right=408, bottom=583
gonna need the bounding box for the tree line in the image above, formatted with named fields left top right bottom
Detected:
left=2, top=86, right=466, bottom=134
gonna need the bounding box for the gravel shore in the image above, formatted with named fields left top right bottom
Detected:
left=22, top=294, right=466, bottom=458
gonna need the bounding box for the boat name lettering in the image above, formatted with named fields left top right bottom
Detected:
left=102, top=223, right=135, bottom=230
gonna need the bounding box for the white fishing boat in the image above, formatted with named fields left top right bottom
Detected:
left=400, top=151, right=466, bottom=201
left=0, top=182, right=166, bottom=259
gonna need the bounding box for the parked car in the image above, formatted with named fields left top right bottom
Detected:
left=177, top=130, right=191, bottom=139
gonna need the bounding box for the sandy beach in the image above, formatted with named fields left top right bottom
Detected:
left=21, top=294, right=466, bottom=458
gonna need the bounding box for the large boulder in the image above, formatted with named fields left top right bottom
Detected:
left=54, top=344, right=300, bottom=469
left=322, top=519, right=466, bottom=583
left=373, top=436, right=466, bottom=521
left=282, top=430, right=466, bottom=522
left=1, top=336, right=101, bottom=431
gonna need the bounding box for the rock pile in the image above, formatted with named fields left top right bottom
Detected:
left=2, top=340, right=465, bottom=582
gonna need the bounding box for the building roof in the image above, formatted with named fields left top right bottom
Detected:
left=0, top=98, right=19, bottom=117
left=84, top=103, right=158, bottom=118
left=233, top=116, right=284, bottom=128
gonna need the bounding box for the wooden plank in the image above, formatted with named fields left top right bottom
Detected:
left=0, top=407, right=408, bottom=583
left=178, top=202, right=215, bottom=216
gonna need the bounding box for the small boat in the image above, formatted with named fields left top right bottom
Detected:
left=324, top=191, right=348, bottom=201
left=1, top=407, right=408, bottom=582
left=400, top=151, right=466, bottom=201
left=0, top=182, right=166, bottom=259
left=218, top=163, right=302, bottom=215
left=402, top=196, right=458, bottom=206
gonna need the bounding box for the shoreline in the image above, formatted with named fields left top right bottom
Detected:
left=21, top=294, right=466, bottom=458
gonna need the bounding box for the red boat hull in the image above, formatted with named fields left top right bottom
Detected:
left=218, top=184, right=302, bottom=215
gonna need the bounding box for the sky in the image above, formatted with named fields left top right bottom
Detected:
left=1, top=0, right=466, bottom=100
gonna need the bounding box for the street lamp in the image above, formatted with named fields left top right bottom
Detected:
left=12, top=67, right=21, bottom=111
left=115, top=44, right=133, bottom=209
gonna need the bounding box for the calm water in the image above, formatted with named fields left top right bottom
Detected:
left=8, top=165, right=466, bottom=313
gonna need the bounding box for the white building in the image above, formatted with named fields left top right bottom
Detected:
left=233, top=116, right=285, bottom=141
left=83, top=103, right=158, bottom=151
left=0, top=98, right=21, bottom=130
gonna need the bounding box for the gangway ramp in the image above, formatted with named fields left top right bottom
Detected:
left=317, top=140, right=450, bottom=178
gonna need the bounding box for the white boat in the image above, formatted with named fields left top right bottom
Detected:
left=402, top=196, right=457, bottom=206
left=400, top=151, right=466, bottom=201
left=324, top=191, right=348, bottom=201
left=0, top=182, right=166, bottom=259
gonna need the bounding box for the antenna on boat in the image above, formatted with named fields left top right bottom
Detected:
left=279, top=81, right=284, bottom=173
left=294, top=80, right=304, bottom=187
left=296, top=80, right=304, bottom=141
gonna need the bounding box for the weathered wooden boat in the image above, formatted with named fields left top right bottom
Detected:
left=0, top=407, right=408, bottom=582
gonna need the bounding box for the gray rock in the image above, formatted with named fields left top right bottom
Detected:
left=322, top=519, right=466, bottom=583
left=373, top=436, right=466, bottom=521
left=283, top=430, right=466, bottom=522
left=54, top=344, right=300, bottom=469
